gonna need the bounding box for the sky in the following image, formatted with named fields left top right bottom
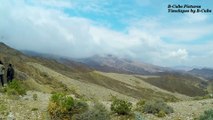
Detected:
left=0, top=0, right=213, bottom=67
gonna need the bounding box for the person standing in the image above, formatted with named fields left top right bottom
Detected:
left=7, top=64, right=14, bottom=83
left=0, top=61, right=5, bottom=87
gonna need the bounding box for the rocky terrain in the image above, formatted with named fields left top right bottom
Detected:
left=0, top=90, right=212, bottom=120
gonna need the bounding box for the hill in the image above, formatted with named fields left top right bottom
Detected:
left=0, top=42, right=178, bottom=101
left=78, top=54, right=170, bottom=75
left=188, top=68, right=213, bottom=81
left=136, top=73, right=208, bottom=97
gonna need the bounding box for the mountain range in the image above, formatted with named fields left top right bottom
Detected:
left=0, top=42, right=213, bottom=100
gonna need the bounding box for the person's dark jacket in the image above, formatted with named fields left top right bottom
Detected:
left=7, top=66, right=14, bottom=80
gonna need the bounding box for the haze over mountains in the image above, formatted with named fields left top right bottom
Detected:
left=22, top=47, right=213, bottom=81
left=1, top=42, right=212, bottom=95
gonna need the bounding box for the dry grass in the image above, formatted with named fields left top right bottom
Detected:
left=138, top=74, right=208, bottom=97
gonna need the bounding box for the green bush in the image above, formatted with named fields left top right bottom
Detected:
left=33, top=94, right=38, bottom=101
left=31, top=108, right=38, bottom=111
left=199, top=109, right=213, bottom=120
left=157, top=110, right=166, bottom=117
left=5, top=80, right=26, bottom=95
left=72, top=100, right=89, bottom=114
left=136, top=99, right=146, bottom=112
left=73, top=102, right=110, bottom=120
left=48, top=93, right=74, bottom=119
left=142, top=99, right=173, bottom=117
left=111, top=98, right=132, bottom=115
left=48, top=93, right=88, bottom=119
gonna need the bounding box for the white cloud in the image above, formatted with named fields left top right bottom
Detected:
left=0, top=0, right=213, bottom=67
left=160, top=26, right=213, bottom=41
left=168, top=49, right=188, bottom=60
left=182, top=13, right=208, bottom=24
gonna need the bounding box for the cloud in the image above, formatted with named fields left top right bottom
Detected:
left=0, top=0, right=213, bottom=67
left=182, top=13, right=208, bottom=23
left=168, top=49, right=188, bottom=60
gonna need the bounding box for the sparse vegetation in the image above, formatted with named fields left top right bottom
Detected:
left=33, top=93, right=38, bottom=101
left=48, top=93, right=74, bottom=119
left=138, top=74, right=208, bottom=97
left=193, top=94, right=213, bottom=100
left=157, top=110, right=166, bottom=117
left=48, top=93, right=88, bottom=119
left=199, top=109, right=213, bottom=120
left=135, top=99, right=146, bottom=112
left=73, top=102, right=110, bottom=120
left=5, top=80, right=26, bottom=96
left=111, top=98, right=132, bottom=115
left=31, top=108, right=38, bottom=111
left=0, top=101, right=7, bottom=112
left=142, top=99, right=173, bottom=117
left=72, top=100, right=89, bottom=114
left=134, top=112, right=145, bottom=120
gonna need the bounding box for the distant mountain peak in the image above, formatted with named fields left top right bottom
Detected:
left=0, top=41, right=6, bottom=45
left=79, top=54, right=169, bottom=75
left=188, top=68, right=213, bottom=80
left=0, top=42, right=9, bottom=48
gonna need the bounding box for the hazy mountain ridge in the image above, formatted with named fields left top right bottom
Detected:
left=188, top=68, right=213, bottom=81
left=0, top=42, right=211, bottom=98
left=22, top=50, right=171, bottom=75
left=78, top=54, right=171, bottom=75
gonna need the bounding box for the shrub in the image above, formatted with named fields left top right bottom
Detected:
left=48, top=93, right=74, bottom=119
left=199, top=109, right=213, bottom=120
left=136, top=99, right=146, bottom=112
left=157, top=110, right=166, bottom=117
left=31, top=108, right=38, bottom=111
left=111, top=98, right=132, bottom=115
left=72, top=100, right=89, bottom=114
left=48, top=93, right=88, bottom=119
left=33, top=94, right=38, bottom=101
left=142, top=99, right=173, bottom=117
left=134, top=112, right=145, bottom=120
left=5, top=80, right=26, bottom=95
left=73, top=102, right=110, bottom=120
